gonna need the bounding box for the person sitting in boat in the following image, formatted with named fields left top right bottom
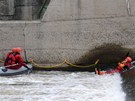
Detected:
left=4, top=47, right=30, bottom=70
left=95, top=56, right=133, bottom=75
left=4, top=48, right=16, bottom=66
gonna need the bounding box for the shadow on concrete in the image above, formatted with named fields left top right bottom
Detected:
left=77, top=43, right=135, bottom=71
left=34, top=43, right=135, bottom=72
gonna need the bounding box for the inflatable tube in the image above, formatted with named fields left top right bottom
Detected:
left=0, top=64, right=32, bottom=76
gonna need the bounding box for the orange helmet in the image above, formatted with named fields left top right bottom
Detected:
left=125, top=57, right=132, bottom=62
left=12, top=48, right=17, bottom=52
left=16, top=47, right=22, bottom=53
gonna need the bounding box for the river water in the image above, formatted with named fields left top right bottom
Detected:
left=121, top=68, right=135, bottom=101
left=0, top=70, right=129, bottom=101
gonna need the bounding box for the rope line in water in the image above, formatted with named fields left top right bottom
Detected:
left=30, top=59, right=66, bottom=68
left=30, top=59, right=99, bottom=68
left=0, top=59, right=4, bottom=63
left=65, top=59, right=99, bottom=68
left=0, top=59, right=99, bottom=68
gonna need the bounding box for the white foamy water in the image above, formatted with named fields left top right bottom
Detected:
left=0, top=71, right=125, bottom=101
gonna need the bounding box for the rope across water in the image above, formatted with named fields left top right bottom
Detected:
left=0, top=59, right=99, bottom=69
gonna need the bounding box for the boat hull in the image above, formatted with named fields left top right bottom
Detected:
left=0, top=64, right=32, bottom=76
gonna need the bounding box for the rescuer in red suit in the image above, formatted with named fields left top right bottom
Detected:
left=95, top=56, right=133, bottom=75
left=4, top=47, right=30, bottom=70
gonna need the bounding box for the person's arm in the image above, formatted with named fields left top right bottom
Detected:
left=4, top=53, right=10, bottom=66
left=17, top=55, right=31, bottom=70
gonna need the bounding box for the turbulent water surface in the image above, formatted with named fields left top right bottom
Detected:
left=121, top=68, right=135, bottom=101
left=0, top=71, right=126, bottom=101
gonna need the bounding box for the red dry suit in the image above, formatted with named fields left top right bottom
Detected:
left=4, top=52, right=26, bottom=69
left=105, top=64, right=124, bottom=74
left=96, top=59, right=132, bottom=75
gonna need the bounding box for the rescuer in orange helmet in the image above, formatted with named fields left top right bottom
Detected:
left=95, top=56, right=133, bottom=75
left=4, top=47, right=30, bottom=70
left=4, top=47, right=17, bottom=66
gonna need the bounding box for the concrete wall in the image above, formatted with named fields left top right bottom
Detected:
left=0, top=0, right=14, bottom=20
left=14, top=0, right=42, bottom=20
left=0, top=0, right=135, bottom=64
left=0, top=0, right=43, bottom=20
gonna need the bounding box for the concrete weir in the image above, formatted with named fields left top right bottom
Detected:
left=0, top=0, right=135, bottom=71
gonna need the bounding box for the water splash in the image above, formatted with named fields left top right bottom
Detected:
left=0, top=71, right=125, bottom=101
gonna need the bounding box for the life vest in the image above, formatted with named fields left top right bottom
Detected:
left=117, top=62, right=125, bottom=71
left=4, top=52, right=19, bottom=66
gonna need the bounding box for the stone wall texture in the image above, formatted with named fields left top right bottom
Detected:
left=0, top=0, right=43, bottom=20
left=0, top=0, right=14, bottom=20
left=0, top=0, right=135, bottom=64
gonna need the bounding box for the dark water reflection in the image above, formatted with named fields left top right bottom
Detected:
left=121, top=68, right=135, bottom=101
